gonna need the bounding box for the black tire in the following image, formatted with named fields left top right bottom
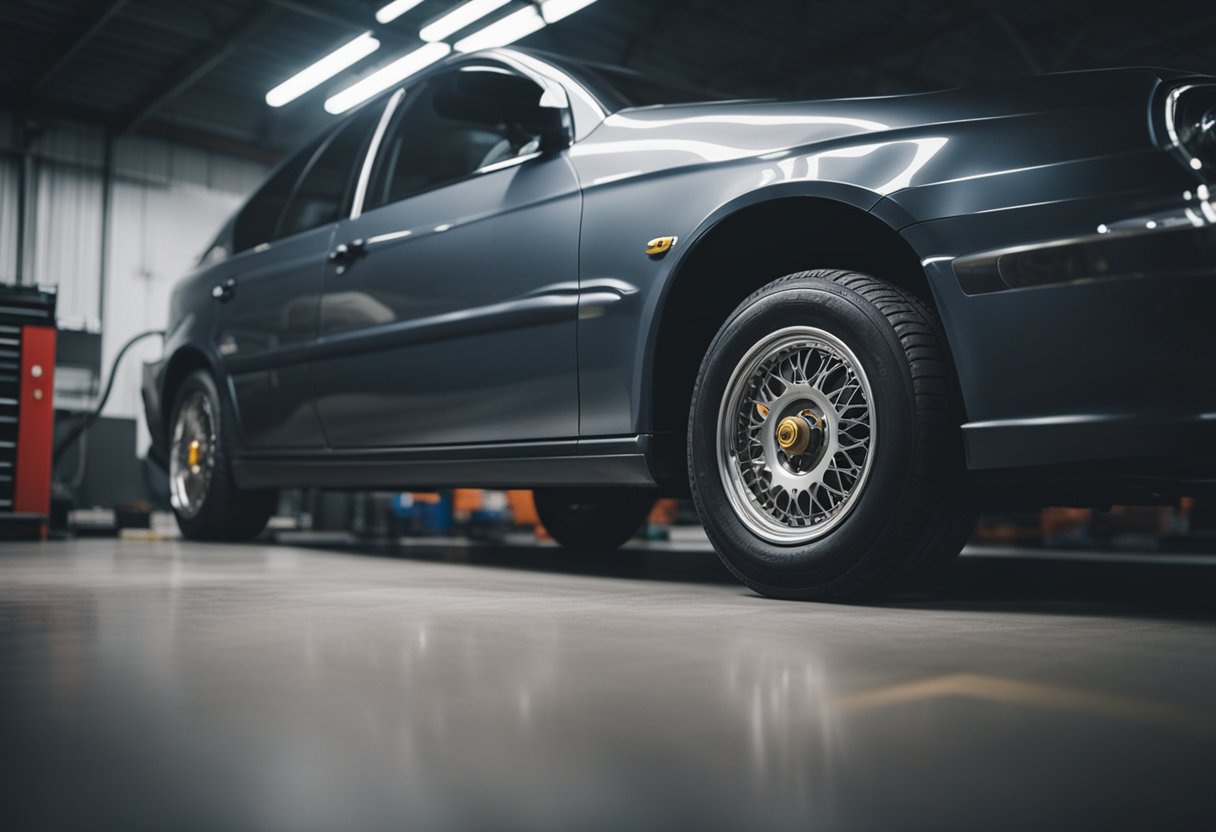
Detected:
left=533, top=488, right=657, bottom=553
left=688, top=270, right=975, bottom=601
left=167, top=370, right=277, bottom=542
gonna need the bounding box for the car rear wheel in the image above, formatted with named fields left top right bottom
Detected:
left=533, top=488, right=656, bottom=553
left=168, top=370, right=277, bottom=542
left=688, top=269, right=974, bottom=600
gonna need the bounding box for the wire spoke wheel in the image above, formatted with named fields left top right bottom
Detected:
left=716, top=326, right=876, bottom=545
left=169, top=390, right=217, bottom=520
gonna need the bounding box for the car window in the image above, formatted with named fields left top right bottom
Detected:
left=232, top=133, right=326, bottom=254
left=278, top=103, right=384, bottom=239
left=364, top=67, right=548, bottom=211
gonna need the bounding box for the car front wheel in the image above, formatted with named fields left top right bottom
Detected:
left=168, top=370, right=277, bottom=541
left=688, top=269, right=974, bottom=600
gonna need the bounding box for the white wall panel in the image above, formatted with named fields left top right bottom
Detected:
left=114, top=134, right=172, bottom=182
left=32, top=122, right=106, bottom=166
left=114, top=134, right=267, bottom=195
left=206, top=153, right=265, bottom=195
left=31, top=163, right=104, bottom=326
left=0, top=158, right=17, bottom=282
left=168, top=143, right=212, bottom=188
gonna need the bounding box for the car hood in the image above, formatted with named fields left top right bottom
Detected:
left=587, top=67, right=1189, bottom=151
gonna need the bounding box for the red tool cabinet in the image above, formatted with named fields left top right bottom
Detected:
left=1, top=287, right=58, bottom=539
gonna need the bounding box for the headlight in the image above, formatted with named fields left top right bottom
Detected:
left=1167, top=84, right=1216, bottom=172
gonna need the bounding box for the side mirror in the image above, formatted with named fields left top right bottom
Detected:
left=530, top=103, right=571, bottom=153
left=437, top=68, right=572, bottom=152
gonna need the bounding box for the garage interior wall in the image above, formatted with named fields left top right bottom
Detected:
left=0, top=112, right=268, bottom=452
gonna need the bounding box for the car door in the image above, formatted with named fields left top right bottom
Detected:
left=310, top=64, right=582, bottom=448
left=214, top=102, right=385, bottom=449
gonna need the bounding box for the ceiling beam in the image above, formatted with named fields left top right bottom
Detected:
left=118, top=3, right=284, bottom=135
left=29, top=0, right=133, bottom=94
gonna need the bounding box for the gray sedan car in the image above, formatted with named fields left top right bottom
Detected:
left=143, top=48, right=1216, bottom=599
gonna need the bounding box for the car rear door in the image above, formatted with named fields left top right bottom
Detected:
left=215, top=102, right=385, bottom=449
left=310, top=64, right=582, bottom=448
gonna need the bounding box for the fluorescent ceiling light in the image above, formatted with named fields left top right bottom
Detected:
left=265, top=32, right=380, bottom=107
left=420, top=0, right=511, bottom=42
left=325, top=42, right=451, bottom=114
left=375, top=0, right=426, bottom=24
left=454, top=7, right=545, bottom=52
left=541, top=0, right=598, bottom=23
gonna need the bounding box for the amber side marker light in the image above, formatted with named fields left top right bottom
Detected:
left=645, top=236, right=678, bottom=257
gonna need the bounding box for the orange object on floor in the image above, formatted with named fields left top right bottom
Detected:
left=452, top=489, right=483, bottom=518
left=507, top=490, right=540, bottom=528
left=649, top=499, right=678, bottom=525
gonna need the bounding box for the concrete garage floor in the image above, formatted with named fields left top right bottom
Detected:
left=1, top=538, right=1214, bottom=831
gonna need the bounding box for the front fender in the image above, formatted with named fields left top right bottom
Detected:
left=147, top=312, right=233, bottom=455
left=573, top=145, right=894, bottom=437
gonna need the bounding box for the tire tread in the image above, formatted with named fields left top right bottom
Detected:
left=689, top=269, right=975, bottom=600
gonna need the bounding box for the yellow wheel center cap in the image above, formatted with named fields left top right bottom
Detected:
left=775, top=411, right=826, bottom=457
left=187, top=439, right=201, bottom=468
left=776, top=416, right=810, bottom=455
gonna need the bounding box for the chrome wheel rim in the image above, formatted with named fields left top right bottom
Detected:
left=716, top=326, right=876, bottom=545
left=169, top=390, right=216, bottom=520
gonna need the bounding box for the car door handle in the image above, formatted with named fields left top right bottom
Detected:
left=211, top=278, right=236, bottom=303
left=328, top=238, right=367, bottom=264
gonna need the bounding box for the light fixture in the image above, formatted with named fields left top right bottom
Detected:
left=454, top=6, right=545, bottom=52
left=325, top=42, right=451, bottom=114
left=420, top=0, right=511, bottom=42
left=540, top=0, right=598, bottom=23
left=375, top=0, right=427, bottom=24
left=265, top=32, right=380, bottom=107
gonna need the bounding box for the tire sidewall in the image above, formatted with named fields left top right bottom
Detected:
left=690, top=278, right=918, bottom=595
left=168, top=370, right=230, bottom=537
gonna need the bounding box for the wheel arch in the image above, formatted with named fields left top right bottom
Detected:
left=643, top=193, right=939, bottom=482
left=159, top=345, right=226, bottom=440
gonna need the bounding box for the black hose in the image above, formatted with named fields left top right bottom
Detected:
left=52, top=329, right=165, bottom=465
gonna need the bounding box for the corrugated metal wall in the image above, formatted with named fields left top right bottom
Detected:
left=0, top=109, right=22, bottom=283
left=33, top=162, right=105, bottom=324
left=0, top=157, right=18, bottom=283
left=0, top=111, right=268, bottom=451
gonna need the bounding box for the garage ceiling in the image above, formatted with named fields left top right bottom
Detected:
left=3, top=0, right=1215, bottom=160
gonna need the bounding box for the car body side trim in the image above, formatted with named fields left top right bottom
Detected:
left=232, top=435, right=658, bottom=490
left=223, top=286, right=609, bottom=374
left=952, top=214, right=1216, bottom=294
left=963, top=411, right=1216, bottom=470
